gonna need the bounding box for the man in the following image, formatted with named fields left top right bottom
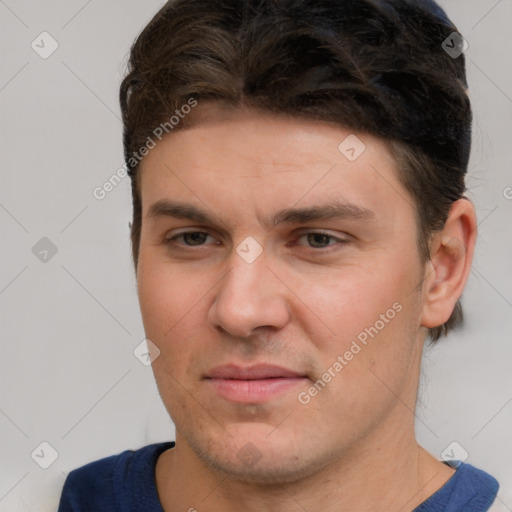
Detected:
left=58, top=0, right=500, bottom=510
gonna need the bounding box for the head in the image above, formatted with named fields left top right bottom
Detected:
left=120, top=0, right=475, bottom=483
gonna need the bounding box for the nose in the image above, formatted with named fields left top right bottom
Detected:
left=208, top=251, right=291, bottom=338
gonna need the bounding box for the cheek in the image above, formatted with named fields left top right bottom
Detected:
left=288, top=256, right=417, bottom=344
left=138, top=247, right=198, bottom=319
left=291, top=294, right=420, bottom=453
left=291, top=256, right=422, bottom=401
left=137, top=259, right=208, bottom=412
left=137, top=255, right=204, bottom=357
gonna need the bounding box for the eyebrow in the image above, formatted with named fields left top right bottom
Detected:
left=147, top=199, right=375, bottom=230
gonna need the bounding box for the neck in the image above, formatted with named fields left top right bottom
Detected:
left=155, top=415, right=455, bottom=512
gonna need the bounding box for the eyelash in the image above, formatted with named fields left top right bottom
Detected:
left=165, top=230, right=349, bottom=252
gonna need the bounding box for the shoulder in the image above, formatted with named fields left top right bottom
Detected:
left=57, top=441, right=174, bottom=512
left=416, top=460, right=499, bottom=512
left=450, top=461, right=499, bottom=510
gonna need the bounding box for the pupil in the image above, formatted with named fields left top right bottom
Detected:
left=184, top=232, right=207, bottom=245
left=308, top=233, right=330, bottom=248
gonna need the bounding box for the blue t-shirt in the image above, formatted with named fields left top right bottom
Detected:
left=57, top=441, right=499, bottom=512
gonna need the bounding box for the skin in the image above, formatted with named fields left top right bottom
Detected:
left=136, top=102, right=477, bottom=512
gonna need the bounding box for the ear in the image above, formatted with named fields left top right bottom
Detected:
left=421, top=198, right=477, bottom=329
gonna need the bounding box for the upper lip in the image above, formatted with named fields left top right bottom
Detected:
left=206, top=364, right=306, bottom=380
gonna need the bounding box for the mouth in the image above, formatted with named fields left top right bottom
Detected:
left=204, top=364, right=309, bottom=403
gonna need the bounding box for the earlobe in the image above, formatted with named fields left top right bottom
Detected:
left=421, top=199, right=477, bottom=329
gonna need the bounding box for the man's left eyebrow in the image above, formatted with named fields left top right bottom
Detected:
left=268, top=202, right=376, bottom=228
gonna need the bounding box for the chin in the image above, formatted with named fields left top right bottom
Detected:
left=186, top=425, right=339, bottom=485
left=205, top=449, right=336, bottom=485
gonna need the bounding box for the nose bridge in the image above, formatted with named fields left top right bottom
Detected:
left=209, top=248, right=289, bottom=337
left=223, top=256, right=263, bottom=303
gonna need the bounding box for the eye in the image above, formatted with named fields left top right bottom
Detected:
left=296, top=232, right=348, bottom=250
left=166, top=231, right=214, bottom=247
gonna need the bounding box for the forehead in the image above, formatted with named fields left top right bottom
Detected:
left=138, top=103, right=413, bottom=222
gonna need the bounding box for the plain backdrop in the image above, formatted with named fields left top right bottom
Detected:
left=1, top=1, right=511, bottom=510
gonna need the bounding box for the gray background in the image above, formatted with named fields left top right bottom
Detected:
left=1, top=1, right=511, bottom=510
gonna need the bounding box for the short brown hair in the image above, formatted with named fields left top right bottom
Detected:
left=120, top=0, right=472, bottom=342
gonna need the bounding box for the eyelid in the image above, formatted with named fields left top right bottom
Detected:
left=165, top=228, right=218, bottom=245
left=164, top=228, right=351, bottom=251
left=165, top=227, right=214, bottom=238
left=294, top=228, right=351, bottom=241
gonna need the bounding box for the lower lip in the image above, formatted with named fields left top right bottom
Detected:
left=206, top=377, right=307, bottom=403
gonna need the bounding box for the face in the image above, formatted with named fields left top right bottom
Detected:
left=137, top=103, right=428, bottom=484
